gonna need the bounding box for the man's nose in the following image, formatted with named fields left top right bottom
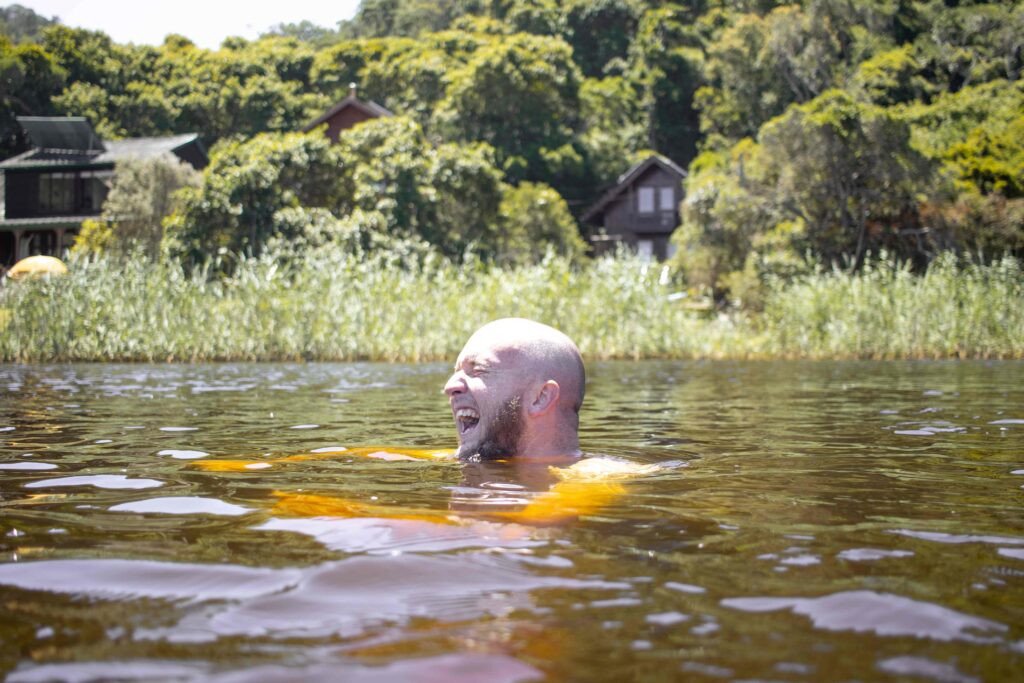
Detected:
left=443, top=372, right=465, bottom=397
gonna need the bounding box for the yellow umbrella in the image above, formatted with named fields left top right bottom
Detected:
left=6, top=255, right=68, bottom=280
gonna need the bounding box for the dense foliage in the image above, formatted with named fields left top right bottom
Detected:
left=0, top=3, right=54, bottom=43
left=1, top=248, right=1020, bottom=361
left=1, top=0, right=1021, bottom=299
left=73, top=155, right=200, bottom=260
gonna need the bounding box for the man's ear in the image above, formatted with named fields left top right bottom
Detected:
left=528, top=380, right=560, bottom=417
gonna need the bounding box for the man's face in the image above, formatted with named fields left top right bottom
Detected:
left=443, top=336, right=527, bottom=460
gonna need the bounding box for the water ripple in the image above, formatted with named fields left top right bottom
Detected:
left=137, top=553, right=628, bottom=641
left=157, top=449, right=209, bottom=460
left=25, top=475, right=164, bottom=490
left=253, top=517, right=544, bottom=554
left=891, top=529, right=1024, bottom=545
left=721, top=590, right=1007, bottom=643
left=109, top=497, right=252, bottom=516
left=0, top=559, right=300, bottom=601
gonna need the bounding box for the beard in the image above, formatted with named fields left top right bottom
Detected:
left=459, top=395, right=523, bottom=462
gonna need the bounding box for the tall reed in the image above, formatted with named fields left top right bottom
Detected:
left=759, top=253, right=1023, bottom=359
left=1, top=250, right=1020, bottom=362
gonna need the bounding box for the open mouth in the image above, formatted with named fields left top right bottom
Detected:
left=455, top=407, right=480, bottom=435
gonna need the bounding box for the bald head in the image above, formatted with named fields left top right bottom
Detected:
left=444, top=319, right=585, bottom=461
left=465, top=318, right=585, bottom=414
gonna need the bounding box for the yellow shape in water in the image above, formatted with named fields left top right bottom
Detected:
left=197, top=451, right=656, bottom=528
left=190, top=459, right=268, bottom=472
left=492, top=458, right=658, bottom=525
left=189, top=446, right=456, bottom=472
left=270, top=491, right=458, bottom=525
left=494, top=479, right=626, bottom=525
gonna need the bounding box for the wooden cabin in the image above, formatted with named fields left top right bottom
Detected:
left=303, top=84, right=393, bottom=143
left=582, top=155, right=686, bottom=261
left=0, top=117, right=207, bottom=270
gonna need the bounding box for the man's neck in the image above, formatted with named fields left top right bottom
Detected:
left=513, top=428, right=580, bottom=462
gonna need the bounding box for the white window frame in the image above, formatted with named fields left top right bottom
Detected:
left=637, top=186, right=655, bottom=214
left=659, top=186, right=675, bottom=212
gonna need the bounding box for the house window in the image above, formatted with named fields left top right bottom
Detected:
left=39, top=173, right=75, bottom=214
left=79, top=171, right=110, bottom=212
left=636, top=239, right=654, bottom=262
left=659, top=187, right=675, bottom=212
left=638, top=187, right=655, bottom=214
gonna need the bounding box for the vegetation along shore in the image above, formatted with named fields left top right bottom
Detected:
left=1, top=249, right=1020, bottom=362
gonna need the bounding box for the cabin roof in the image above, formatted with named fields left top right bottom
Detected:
left=0, top=215, right=101, bottom=231
left=302, top=93, right=393, bottom=133
left=581, top=154, right=687, bottom=224
left=97, top=134, right=206, bottom=163
left=16, top=116, right=105, bottom=153
left=0, top=124, right=207, bottom=171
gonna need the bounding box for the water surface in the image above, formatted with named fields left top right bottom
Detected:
left=1, top=361, right=1022, bottom=681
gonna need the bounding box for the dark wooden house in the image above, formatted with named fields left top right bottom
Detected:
left=582, top=154, right=687, bottom=261
left=303, top=85, right=393, bottom=143
left=0, top=117, right=207, bottom=270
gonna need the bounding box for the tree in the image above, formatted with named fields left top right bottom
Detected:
left=164, top=131, right=348, bottom=265
left=0, top=36, right=65, bottom=156
left=898, top=79, right=1023, bottom=196
left=73, top=154, right=200, bottom=259
left=501, top=0, right=562, bottom=36
left=629, top=5, right=703, bottom=167
left=671, top=142, right=773, bottom=299
left=165, top=116, right=514, bottom=264
left=357, top=37, right=459, bottom=124
left=913, top=2, right=1024, bottom=93
left=673, top=90, right=935, bottom=301
left=427, top=142, right=506, bottom=253
left=694, top=1, right=903, bottom=144
left=336, top=116, right=506, bottom=257
left=337, top=0, right=487, bottom=38
left=563, top=0, right=639, bottom=77
left=755, top=90, right=932, bottom=269
left=262, top=21, right=341, bottom=48
left=497, top=181, right=586, bottom=265
left=0, top=3, right=58, bottom=43
left=431, top=32, right=581, bottom=184
left=578, top=76, right=649, bottom=184
left=850, top=45, right=930, bottom=106
left=42, top=25, right=122, bottom=87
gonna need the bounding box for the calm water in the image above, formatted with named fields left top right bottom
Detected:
left=1, top=361, right=1022, bottom=682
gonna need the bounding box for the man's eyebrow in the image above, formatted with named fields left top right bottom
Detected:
left=458, top=357, right=494, bottom=373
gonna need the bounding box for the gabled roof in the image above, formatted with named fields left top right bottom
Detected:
left=302, top=93, right=393, bottom=133
left=96, top=134, right=205, bottom=163
left=0, top=148, right=99, bottom=169
left=17, top=116, right=105, bottom=153
left=582, top=154, right=687, bottom=224
left=0, top=130, right=206, bottom=171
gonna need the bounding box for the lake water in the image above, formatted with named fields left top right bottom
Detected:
left=0, top=361, right=1022, bottom=681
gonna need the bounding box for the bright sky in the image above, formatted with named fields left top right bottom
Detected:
left=15, top=0, right=362, bottom=49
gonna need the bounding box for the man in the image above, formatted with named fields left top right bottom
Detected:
left=444, top=318, right=585, bottom=462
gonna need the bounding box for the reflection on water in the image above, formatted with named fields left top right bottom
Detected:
left=1, top=361, right=1023, bottom=681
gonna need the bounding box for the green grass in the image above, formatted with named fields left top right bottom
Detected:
left=1, top=250, right=1020, bottom=362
